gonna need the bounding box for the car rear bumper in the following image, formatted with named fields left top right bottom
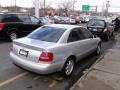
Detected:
left=10, top=52, right=63, bottom=74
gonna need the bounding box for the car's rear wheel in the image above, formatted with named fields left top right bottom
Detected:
left=95, top=44, right=101, bottom=55
left=111, top=32, right=115, bottom=40
left=62, top=58, right=75, bottom=77
left=105, top=34, right=110, bottom=41
left=9, top=31, right=18, bottom=41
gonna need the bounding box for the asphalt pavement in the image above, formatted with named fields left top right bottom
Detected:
left=0, top=35, right=116, bottom=90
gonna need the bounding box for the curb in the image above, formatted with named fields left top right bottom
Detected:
left=70, top=51, right=107, bottom=90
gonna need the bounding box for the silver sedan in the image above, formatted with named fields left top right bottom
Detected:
left=10, top=24, right=101, bottom=77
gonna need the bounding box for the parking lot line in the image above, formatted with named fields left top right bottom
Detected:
left=33, top=75, right=58, bottom=88
left=49, top=80, right=58, bottom=88
left=51, top=75, right=64, bottom=81
left=0, top=72, right=28, bottom=87
left=33, top=76, right=41, bottom=81
left=44, top=77, right=58, bottom=88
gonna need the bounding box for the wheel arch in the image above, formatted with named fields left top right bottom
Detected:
left=7, top=28, right=18, bottom=35
left=66, top=55, right=77, bottom=64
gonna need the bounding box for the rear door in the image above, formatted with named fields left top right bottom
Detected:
left=17, top=14, right=34, bottom=36
left=67, top=28, right=88, bottom=60
left=17, top=14, right=42, bottom=36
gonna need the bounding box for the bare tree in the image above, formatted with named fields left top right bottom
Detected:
left=33, top=0, right=52, bottom=16
left=39, top=0, right=52, bottom=9
left=58, top=0, right=73, bottom=16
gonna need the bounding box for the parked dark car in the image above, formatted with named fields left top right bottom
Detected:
left=0, top=13, right=42, bottom=41
left=87, top=19, right=114, bottom=41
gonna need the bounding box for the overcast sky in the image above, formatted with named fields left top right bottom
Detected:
left=0, top=0, right=120, bottom=12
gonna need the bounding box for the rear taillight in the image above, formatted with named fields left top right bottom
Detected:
left=103, top=28, right=107, bottom=32
left=0, top=23, right=5, bottom=31
left=39, top=52, right=53, bottom=62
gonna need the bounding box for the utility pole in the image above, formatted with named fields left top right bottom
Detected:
left=15, top=0, right=17, bottom=12
left=43, top=0, right=46, bottom=16
left=106, top=0, right=110, bottom=17
left=102, top=0, right=105, bottom=17
left=35, top=0, right=39, bottom=18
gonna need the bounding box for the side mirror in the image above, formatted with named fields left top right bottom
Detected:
left=93, top=35, right=97, bottom=38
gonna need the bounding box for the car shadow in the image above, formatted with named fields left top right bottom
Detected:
left=0, top=38, right=11, bottom=44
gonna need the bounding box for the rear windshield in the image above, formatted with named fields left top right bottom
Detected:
left=88, top=19, right=105, bottom=27
left=28, top=26, right=65, bottom=42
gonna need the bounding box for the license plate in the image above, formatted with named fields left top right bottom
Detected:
left=19, top=49, right=28, bottom=57
left=93, top=29, right=97, bottom=31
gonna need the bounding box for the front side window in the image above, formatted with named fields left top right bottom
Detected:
left=30, top=16, right=40, bottom=24
left=28, top=26, right=65, bottom=42
left=17, top=14, right=31, bottom=23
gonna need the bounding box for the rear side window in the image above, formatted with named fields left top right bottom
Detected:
left=68, top=28, right=91, bottom=43
left=0, top=14, right=3, bottom=22
left=81, top=28, right=93, bottom=38
left=2, top=14, right=20, bottom=22
left=67, top=29, right=81, bottom=43
left=17, top=14, right=31, bottom=23
left=28, top=26, right=65, bottom=42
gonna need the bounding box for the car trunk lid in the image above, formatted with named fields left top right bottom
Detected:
left=12, top=37, right=56, bottom=63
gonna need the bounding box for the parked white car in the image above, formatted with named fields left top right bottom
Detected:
left=80, top=15, right=90, bottom=23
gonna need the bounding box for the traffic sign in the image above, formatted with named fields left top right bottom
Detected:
left=82, top=5, right=90, bottom=12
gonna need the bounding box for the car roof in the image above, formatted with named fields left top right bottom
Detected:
left=0, top=12, right=29, bottom=15
left=45, top=24, right=83, bottom=30
left=90, top=18, right=105, bottom=21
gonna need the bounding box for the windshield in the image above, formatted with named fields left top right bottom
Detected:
left=28, top=26, right=65, bottom=42
left=88, top=19, right=105, bottom=27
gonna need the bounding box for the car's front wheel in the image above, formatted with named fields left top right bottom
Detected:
left=62, top=58, right=75, bottom=77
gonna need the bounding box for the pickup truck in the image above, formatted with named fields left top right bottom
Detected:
left=0, top=13, right=42, bottom=41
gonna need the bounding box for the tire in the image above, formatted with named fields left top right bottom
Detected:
left=9, top=31, right=18, bottom=41
left=111, top=32, right=115, bottom=37
left=95, top=44, right=101, bottom=55
left=62, top=58, right=75, bottom=77
left=111, top=32, right=115, bottom=39
left=105, top=34, right=110, bottom=41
